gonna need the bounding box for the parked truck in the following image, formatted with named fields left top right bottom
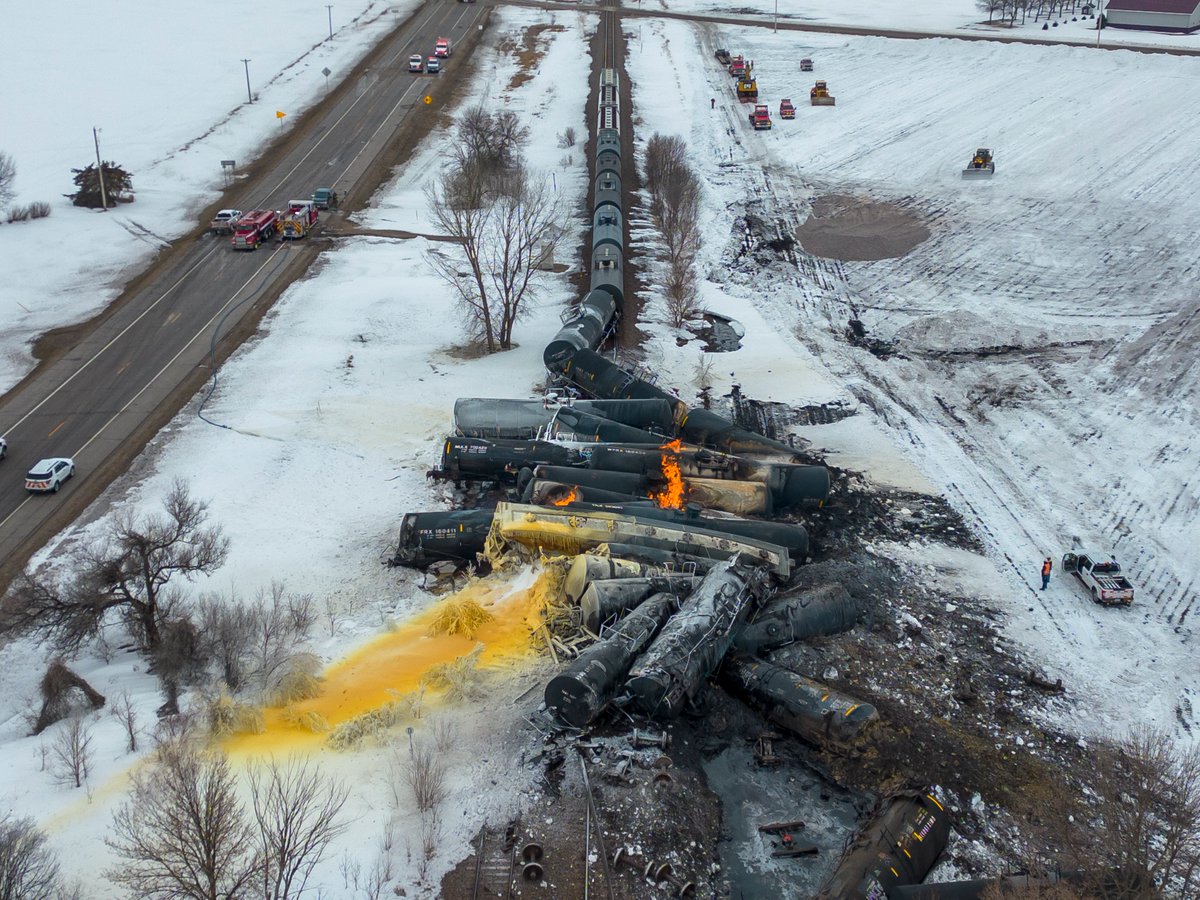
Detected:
left=209, top=208, right=243, bottom=236
left=279, top=200, right=318, bottom=240
left=1061, top=552, right=1134, bottom=606
left=231, top=210, right=278, bottom=250
left=311, top=187, right=338, bottom=210
left=749, top=104, right=772, bottom=130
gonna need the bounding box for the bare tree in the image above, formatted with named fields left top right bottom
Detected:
left=197, top=593, right=257, bottom=691
left=483, top=173, right=563, bottom=349
left=0, top=814, right=64, bottom=900
left=154, top=616, right=208, bottom=715
left=111, top=691, right=140, bottom=753
left=1062, top=727, right=1200, bottom=897
left=49, top=715, right=92, bottom=790
left=107, top=742, right=258, bottom=900
left=425, top=115, right=562, bottom=353
left=455, top=104, right=528, bottom=193
left=248, top=756, right=348, bottom=900
left=1, top=480, right=228, bottom=653
left=644, top=134, right=703, bottom=328
left=0, top=152, right=15, bottom=207
left=405, top=742, right=448, bottom=813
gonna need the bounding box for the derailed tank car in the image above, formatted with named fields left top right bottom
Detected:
left=392, top=508, right=495, bottom=567
left=813, top=790, right=951, bottom=900
left=720, top=655, right=878, bottom=751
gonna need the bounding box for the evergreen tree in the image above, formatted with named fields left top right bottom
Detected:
left=66, top=160, right=133, bottom=208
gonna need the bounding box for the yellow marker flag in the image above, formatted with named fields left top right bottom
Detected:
left=424, top=95, right=432, bottom=105
left=276, top=110, right=286, bottom=119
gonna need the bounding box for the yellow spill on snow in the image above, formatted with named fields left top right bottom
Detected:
left=224, top=567, right=558, bottom=757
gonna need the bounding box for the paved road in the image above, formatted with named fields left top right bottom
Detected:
left=0, top=0, right=488, bottom=581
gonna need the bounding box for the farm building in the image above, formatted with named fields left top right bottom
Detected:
left=1104, top=0, right=1200, bottom=31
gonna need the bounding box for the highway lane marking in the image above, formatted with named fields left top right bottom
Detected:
left=116, top=362, right=131, bottom=375
left=164, top=312, right=181, bottom=326
left=72, top=249, right=287, bottom=462
left=47, top=421, right=65, bottom=438
left=0, top=3, right=485, bottom=537
left=383, top=3, right=446, bottom=66
left=0, top=4, right=465, bottom=442
left=328, top=7, right=489, bottom=187
left=257, top=2, right=451, bottom=207
left=1, top=243, right=222, bottom=437
left=0, top=246, right=285, bottom=537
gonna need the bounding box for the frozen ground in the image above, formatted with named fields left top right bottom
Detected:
left=0, top=5, right=594, bottom=895
left=0, top=0, right=418, bottom=392
left=628, top=0, right=1200, bottom=50
left=2, top=0, right=1199, bottom=895
left=627, top=15, right=1200, bottom=745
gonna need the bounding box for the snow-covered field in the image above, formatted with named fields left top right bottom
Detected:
left=2, top=0, right=1199, bottom=894
left=0, top=0, right=417, bottom=392
left=626, top=15, right=1200, bottom=741
left=0, top=3, right=594, bottom=894
left=639, top=0, right=1200, bottom=50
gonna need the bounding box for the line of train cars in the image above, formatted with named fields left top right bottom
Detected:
left=543, top=67, right=623, bottom=374
left=543, top=69, right=959, bottom=900
left=398, top=67, right=958, bottom=898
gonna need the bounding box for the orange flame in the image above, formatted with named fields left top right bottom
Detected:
left=652, top=440, right=687, bottom=509
left=550, top=487, right=580, bottom=507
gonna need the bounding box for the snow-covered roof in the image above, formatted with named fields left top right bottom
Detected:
left=1106, top=0, right=1200, bottom=14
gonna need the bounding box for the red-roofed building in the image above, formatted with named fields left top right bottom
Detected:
left=1104, top=0, right=1200, bottom=32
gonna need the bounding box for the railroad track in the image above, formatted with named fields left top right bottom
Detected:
left=471, top=819, right=519, bottom=900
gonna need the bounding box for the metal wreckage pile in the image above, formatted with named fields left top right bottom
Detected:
left=392, top=386, right=959, bottom=895
left=386, top=63, right=992, bottom=900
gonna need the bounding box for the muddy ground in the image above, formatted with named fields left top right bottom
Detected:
left=795, top=194, right=930, bottom=262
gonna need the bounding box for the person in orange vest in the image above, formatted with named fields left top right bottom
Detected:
left=1041, top=556, right=1053, bottom=590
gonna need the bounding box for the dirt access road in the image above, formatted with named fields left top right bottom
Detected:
left=0, top=1, right=492, bottom=588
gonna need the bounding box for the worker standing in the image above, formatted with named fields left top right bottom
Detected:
left=1040, top=557, right=1053, bottom=590
left=710, top=97, right=716, bottom=109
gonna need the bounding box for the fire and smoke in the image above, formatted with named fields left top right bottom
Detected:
left=551, top=487, right=580, bottom=506
left=652, top=439, right=687, bottom=509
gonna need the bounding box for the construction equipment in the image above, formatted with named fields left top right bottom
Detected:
left=729, top=55, right=746, bottom=78
left=962, top=148, right=996, bottom=179
left=749, top=104, right=772, bottom=130
left=715, top=48, right=732, bottom=66
left=736, top=75, right=758, bottom=102
left=779, top=98, right=796, bottom=119
left=800, top=58, right=814, bottom=72
left=810, top=80, right=835, bottom=106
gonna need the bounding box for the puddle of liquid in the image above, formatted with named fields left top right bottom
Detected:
left=224, top=566, right=556, bottom=757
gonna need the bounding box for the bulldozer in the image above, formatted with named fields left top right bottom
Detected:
left=736, top=75, right=759, bottom=102
left=962, top=148, right=995, bottom=179
left=810, top=80, right=835, bottom=106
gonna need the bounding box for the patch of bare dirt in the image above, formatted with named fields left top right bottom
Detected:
left=796, top=193, right=930, bottom=261
left=500, top=24, right=567, bottom=92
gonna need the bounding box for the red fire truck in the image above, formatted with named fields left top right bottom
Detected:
left=279, top=200, right=318, bottom=240
left=231, top=210, right=278, bottom=250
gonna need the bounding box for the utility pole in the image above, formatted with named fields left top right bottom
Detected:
left=774, top=0, right=778, bottom=32
left=326, top=5, right=333, bottom=40
left=241, top=58, right=253, bottom=103
left=93, top=127, right=108, bottom=211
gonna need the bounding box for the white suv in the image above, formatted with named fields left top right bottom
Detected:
left=25, top=457, right=75, bottom=493
left=0, top=436, right=7, bottom=461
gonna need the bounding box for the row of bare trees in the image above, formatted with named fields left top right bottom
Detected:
left=977, top=0, right=1093, bottom=25
left=643, top=134, right=703, bottom=328
left=425, top=105, right=564, bottom=353
left=106, top=740, right=347, bottom=900
left=1, top=481, right=315, bottom=717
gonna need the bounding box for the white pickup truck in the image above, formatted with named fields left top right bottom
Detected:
left=1061, top=553, right=1134, bottom=607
